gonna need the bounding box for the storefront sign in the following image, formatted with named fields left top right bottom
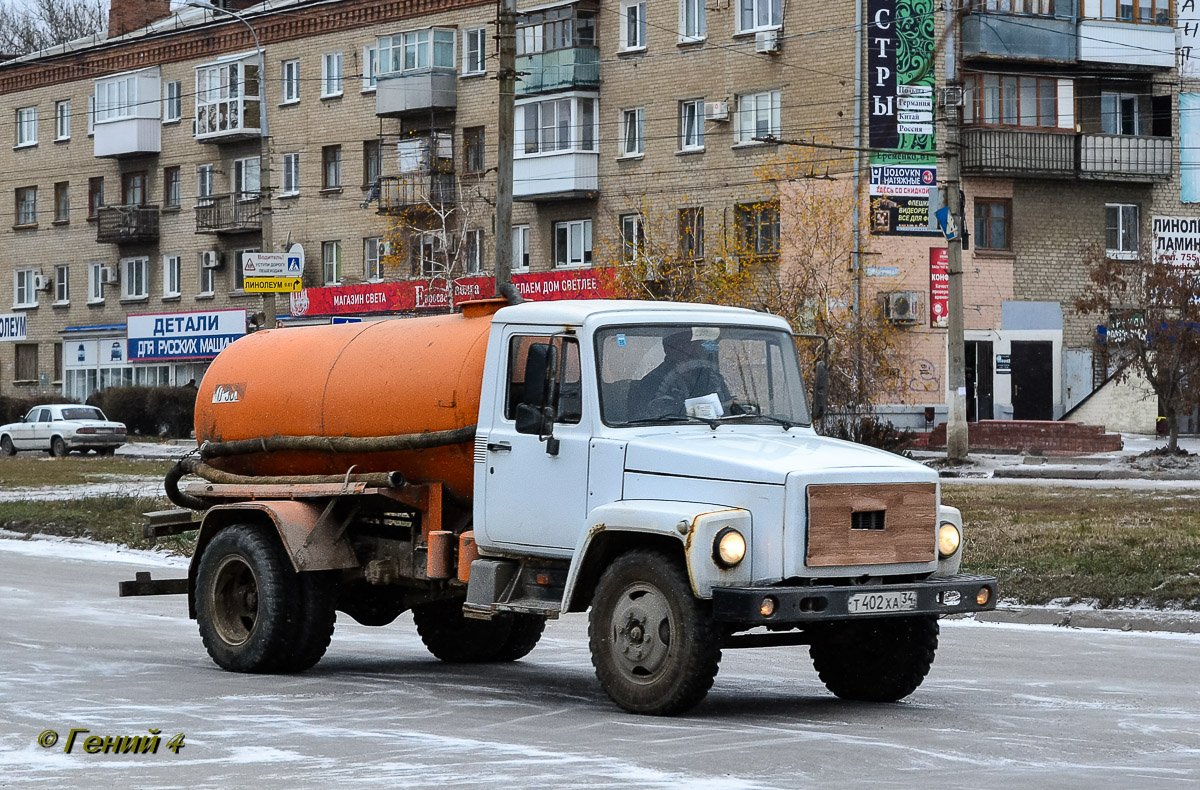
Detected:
left=1153, top=216, right=1200, bottom=267
left=995, top=354, right=1011, bottom=373
left=0, top=313, right=27, bottom=341
left=929, top=248, right=949, bottom=328
left=289, top=269, right=614, bottom=318
left=127, top=309, right=247, bottom=361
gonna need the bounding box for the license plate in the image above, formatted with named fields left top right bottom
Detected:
left=847, top=590, right=917, bottom=615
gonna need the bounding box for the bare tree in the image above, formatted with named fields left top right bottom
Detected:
left=0, top=0, right=107, bottom=57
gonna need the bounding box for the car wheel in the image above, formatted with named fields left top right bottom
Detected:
left=98, top=447, right=116, bottom=456
left=0, top=436, right=15, bottom=456
left=50, top=436, right=69, bottom=458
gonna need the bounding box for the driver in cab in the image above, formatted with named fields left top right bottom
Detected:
left=633, top=329, right=731, bottom=420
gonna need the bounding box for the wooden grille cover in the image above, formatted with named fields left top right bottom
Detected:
left=805, top=483, right=937, bottom=567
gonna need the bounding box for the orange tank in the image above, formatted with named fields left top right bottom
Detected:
left=194, top=301, right=502, bottom=498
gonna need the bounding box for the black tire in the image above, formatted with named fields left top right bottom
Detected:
left=588, top=549, right=722, bottom=716
left=808, top=615, right=939, bottom=703
left=50, top=436, right=68, bottom=457
left=195, top=525, right=334, bottom=673
left=412, top=598, right=517, bottom=663
left=0, top=436, right=15, bottom=456
left=98, top=447, right=117, bottom=456
left=493, top=614, right=547, bottom=662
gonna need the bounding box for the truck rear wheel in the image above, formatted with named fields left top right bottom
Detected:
left=808, top=614, right=939, bottom=702
left=588, top=548, right=721, bottom=716
left=412, top=599, right=545, bottom=663
left=195, top=525, right=335, bottom=673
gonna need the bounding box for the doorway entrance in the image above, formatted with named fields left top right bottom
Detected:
left=1010, top=341, right=1053, bottom=420
left=965, top=340, right=994, bottom=422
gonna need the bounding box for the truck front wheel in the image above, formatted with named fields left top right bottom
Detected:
left=412, top=598, right=545, bottom=663
left=588, top=549, right=722, bottom=716
left=808, top=614, right=939, bottom=702
left=195, top=525, right=335, bottom=673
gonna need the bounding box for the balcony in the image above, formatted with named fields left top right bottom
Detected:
left=375, top=71, right=457, bottom=117
left=1078, top=19, right=1174, bottom=68
left=516, top=47, right=600, bottom=95
left=961, top=10, right=1076, bottom=63
left=195, top=193, right=262, bottom=234
left=194, top=58, right=262, bottom=143
left=95, top=205, right=160, bottom=244
left=377, top=174, right=457, bottom=214
left=514, top=151, right=598, bottom=201
left=962, top=128, right=1171, bottom=182
left=93, top=67, right=162, bottom=158
left=94, top=118, right=161, bottom=158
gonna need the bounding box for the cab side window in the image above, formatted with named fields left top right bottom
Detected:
left=503, top=335, right=582, bottom=425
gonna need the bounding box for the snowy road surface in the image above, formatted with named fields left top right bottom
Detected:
left=1, top=537, right=1198, bottom=790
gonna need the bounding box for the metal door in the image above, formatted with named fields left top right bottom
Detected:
left=1010, top=341, right=1053, bottom=420
left=965, top=341, right=994, bottom=422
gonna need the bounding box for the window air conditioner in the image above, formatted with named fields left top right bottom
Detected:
left=100, top=266, right=119, bottom=285
left=33, top=274, right=51, bottom=291
left=885, top=291, right=921, bottom=323
left=704, top=101, right=729, bottom=122
left=755, top=29, right=781, bottom=54
left=201, top=251, right=223, bottom=270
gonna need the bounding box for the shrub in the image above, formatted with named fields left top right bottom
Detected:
left=831, top=415, right=915, bottom=458
left=86, top=385, right=196, bottom=438
left=0, top=394, right=46, bottom=425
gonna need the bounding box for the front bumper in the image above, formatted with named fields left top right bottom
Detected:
left=711, top=573, right=998, bottom=625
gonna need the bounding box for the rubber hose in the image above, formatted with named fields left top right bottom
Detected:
left=199, top=424, right=478, bottom=460
left=164, top=458, right=213, bottom=512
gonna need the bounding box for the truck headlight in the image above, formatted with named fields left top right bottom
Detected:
left=713, top=527, right=746, bottom=568
left=938, top=522, right=961, bottom=558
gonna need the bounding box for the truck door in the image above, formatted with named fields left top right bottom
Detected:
left=481, top=330, right=590, bottom=552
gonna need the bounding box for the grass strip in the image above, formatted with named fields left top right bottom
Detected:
left=0, top=494, right=195, bottom=555
left=0, top=456, right=175, bottom=487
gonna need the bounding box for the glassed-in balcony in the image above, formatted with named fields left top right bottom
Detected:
left=516, top=3, right=599, bottom=96
left=962, top=2, right=1077, bottom=63
left=375, top=28, right=457, bottom=116
left=194, top=58, right=262, bottom=142
left=93, top=68, right=162, bottom=158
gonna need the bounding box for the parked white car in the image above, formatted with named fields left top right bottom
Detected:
left=0, top=404, right=127, bottom=457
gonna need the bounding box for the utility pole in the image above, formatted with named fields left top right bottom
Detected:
left=943, top=0, right=968, bottom=460
left=493, top=0, right=521, bottom=304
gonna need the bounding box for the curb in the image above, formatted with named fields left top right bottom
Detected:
left=951, top=606, right=1200, bottom=634
left=991, top=468, right=1198, bottom=481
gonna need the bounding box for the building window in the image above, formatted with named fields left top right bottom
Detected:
left=622, top=108, right=645, bottom=156
left=14, top=269, right=36, bottom=307
left=281, top=153, right=300, bottom=196
left=164, top=167, right=180, bottom=208
left=233, top=157, right=260, bottom=196
left=363, top=141, right=382, bottom=187
left=680, top=99, right=704, bottom=150
left=965, top=73, right=1057, bottom=128
left=464, top=127, right=486, bottom=173
left=364, top=237, right=383, bottom=281
left=736, top=201, right=780, bottom=257
left=55, top=264, right=69, bottom=304
left=15, top=187, right=37, bottom=227
left=1106, top=203, right=1140, bottom=258
left=55, top=100, right=70, bottom=140
left=739, top=0, right=782, bottom=32
left=16, top=106, right=37, bottom=147
left=736, top=90, right=781, bottom=143
left=197, top=164, right=214, bottom=204
left=680, top=207, right=704, bottom=259
left=418, top=233, right=447, bottom=277
left=513, top=225, right=530, bottom=271
left=620, top=214, right=645, bottom=262
left=681, top=0, right=706, bottom=40
left=378, top=29, right=456, bottom=75
left=323, top=241, right=343, bottom=284
left=620, top=1, right=647, bottom=50
left=322, top=145, right=342, bottom=189
left=463, top=27, right=487, bottom=74
left=282, top=59, right=300, bottom=103
left=14, top=344, right=37, bottom=381
left=122, top=171, right=146, bottom=206
left=163, top=254, right=181, bottom=298
left=88, top=177, right=104, bottom=218
left=520, top=96, right=597, bottom=154
left=974, top=199, right=1012, bottom=251
left=88, top=261, right=104, bottom=302
left=164, top=80, right=182, bottom=122
left=518, top=7, right=597, bottom=55
left=1101, top=92, right=1141, bottom=135
left=463, top=229, right=483, bottom=275
left=53, top=182, right=69, bottom=223
left=1092, top=0, right=1169, bottom=23
left=53, top=343, right=62, bottom=382
left=199, top=252, right=215, bottom=296
left=121, top=257, right=149, bottom=299
left=322, top=52, right=343, bottom=97
left=362, top=46, right=378, bottom=90
left=554, top=219, right=593, bottom=267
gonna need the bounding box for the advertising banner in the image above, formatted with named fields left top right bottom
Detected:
left=289, top=269, right=614, bottom=318
left=1180, top=3, right=1200, bottom=80
left=0, top=313, right=27, bottom=342
left=1180, top=94, right=1200, bottom=204
left=868, top=0, right=939, bottom=236
left=929, top=248, right=949, bottom=328
left=127, top=309, right=247, bottom=361
left=1153, top=216, right=1200, bottom=267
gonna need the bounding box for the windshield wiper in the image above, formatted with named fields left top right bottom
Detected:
left=622, top=414, right=719, bottom=428
left=716, top=413, right=796, bottom=430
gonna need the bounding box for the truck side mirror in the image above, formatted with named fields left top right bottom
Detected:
left=812, top=360, right=829, bottom=422
left=515, top=342, right=560, bottom=454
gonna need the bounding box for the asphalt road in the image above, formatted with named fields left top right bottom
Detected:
left=2, top=538, right=1198, bottom=789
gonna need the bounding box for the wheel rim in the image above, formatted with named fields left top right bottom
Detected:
left=210, top=554, right=260, bottom=646
left=607, top=582, right=676, bottom=685
left=52, top=438, right=65, bottom=456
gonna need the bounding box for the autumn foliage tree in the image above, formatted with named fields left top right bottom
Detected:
left=1076, top=244, right=1200, bottom=453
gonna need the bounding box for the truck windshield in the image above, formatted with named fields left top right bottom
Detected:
left=595, top=325, right=810, bottom=427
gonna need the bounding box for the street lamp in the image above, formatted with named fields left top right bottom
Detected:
left=183, top=0, right=276, bottom=326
